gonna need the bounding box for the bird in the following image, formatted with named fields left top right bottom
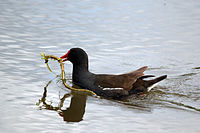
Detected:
left=60, top=48, right=167, bottom=100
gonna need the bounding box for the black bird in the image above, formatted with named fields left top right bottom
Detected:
left=60, top=48, right=167, bottom=100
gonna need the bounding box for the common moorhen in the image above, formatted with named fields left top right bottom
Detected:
left=60, top=48, right=167, bottom=100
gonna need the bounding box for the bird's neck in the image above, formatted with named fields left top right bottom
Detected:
left=72, top=62, right=89, bottom=81
left=73, top=63, right=89, bottom=73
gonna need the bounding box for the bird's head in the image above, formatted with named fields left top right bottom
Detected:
left=60, top=48, right=88, bottom=66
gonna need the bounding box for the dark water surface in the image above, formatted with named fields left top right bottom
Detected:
left=0, top=0, right=200, bottom=132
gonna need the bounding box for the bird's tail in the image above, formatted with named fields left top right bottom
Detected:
left=150, top=75, right=167, bottom=84
left=146, top=75, right=167, bottom=91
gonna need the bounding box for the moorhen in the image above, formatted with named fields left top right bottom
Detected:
left=60, top=48, right=167, bottom=100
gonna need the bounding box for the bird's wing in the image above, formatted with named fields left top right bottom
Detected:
left=120, top=66, right=148, bottom=90
left=94, top=66, right=148, bottom=91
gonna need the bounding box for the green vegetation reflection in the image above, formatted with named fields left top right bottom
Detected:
left=37, top=80, right=87, bottom=122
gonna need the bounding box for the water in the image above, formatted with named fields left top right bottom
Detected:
left=0, top=0, right=200, bottom=132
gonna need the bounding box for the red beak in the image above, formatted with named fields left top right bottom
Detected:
left=60, top=50, right=70, bottom=62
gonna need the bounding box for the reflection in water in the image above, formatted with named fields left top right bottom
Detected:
left=59, top=94, right=87, bottom=122
left=37, top=80, right=87, bottom=122
left=37, top=78, right=200, bottom=123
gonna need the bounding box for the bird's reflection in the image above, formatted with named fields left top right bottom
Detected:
left=37, top=80, right=87, bottom=122
left=58, top=93, right=87, bottom=122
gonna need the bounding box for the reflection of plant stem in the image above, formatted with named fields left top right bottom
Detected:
left=37, top=79, right=87, bottom=122
left=157, top=99, right=200, bottom=112
left=37, top=80, right=71, bottom=111
left=59, top=93, right=71, bottom=110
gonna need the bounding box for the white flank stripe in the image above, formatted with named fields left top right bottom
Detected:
left=103, top=88, right=123, bottom=90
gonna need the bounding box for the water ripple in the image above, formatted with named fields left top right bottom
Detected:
left=1, top=0, right=200, bottom=132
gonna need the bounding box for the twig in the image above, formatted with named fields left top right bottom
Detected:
left=41, top=52, right=97, bottom=96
